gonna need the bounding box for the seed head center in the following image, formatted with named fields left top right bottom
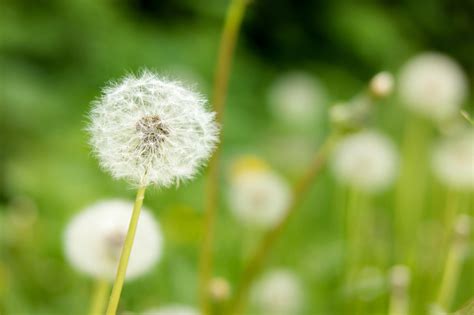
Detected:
left=136, top=115, right=169, bottom=145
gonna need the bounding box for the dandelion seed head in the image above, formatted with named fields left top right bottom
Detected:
left=252, top=269, right=303, bottom=315
left=64, top=199, right=162, bottom=281
left=88, top=71, right=219, bottom=187
left=399, top=52, right=468, bottom=121
left=331, top=131, right=399, bottom=192
left=432, top=131, right=474, bottom=190
left=228, top=166, right=291, bottom=229
left=389, top=265, right=410, bottom=289
left=267, top=71, right=326, bottom=126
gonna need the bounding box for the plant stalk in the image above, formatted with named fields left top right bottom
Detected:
left=198, top=0, right=249, bottom=314
left=88, top=279, right=109, bottom=315
left=105, top=186, right=146, bottom=315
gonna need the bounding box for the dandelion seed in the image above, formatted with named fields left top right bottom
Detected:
left=88, top=70, right=219, bottom=187
left=228, top=159, right=291, bottom=229
left=398, top=52, right=468, bottom=121
left=64, top=199, right=162, bottom=280
left=252, top=269, right=303, bottom=315
left=267, top=71, right=327, bottom=126
left=432, top=131, right=474, bottom=191
left=331, top=130, right=399, bottom=192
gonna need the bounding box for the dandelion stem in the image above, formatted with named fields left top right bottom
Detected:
left=226, top=132, right=340, bottom=315
left=105, top=186, right=146, bottom=315
left=198, top=0, right=249, bottom=314
left=88, top=278, right=109, bottom=315
left=436, top=239, right=464, bottom=311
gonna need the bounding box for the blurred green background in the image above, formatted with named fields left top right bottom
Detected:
left=1, top=0, right=473, bottom=314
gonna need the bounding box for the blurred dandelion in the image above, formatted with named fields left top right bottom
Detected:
left=64, top=200, right=162, bottom=315
left=331, top=130, right=399, bottom=193
left=370, top=71, right=394, bottom=98
left=398, top=52, right=468, bottom=122
left=388, top=265, right=411, bottom=315
left=252, top=269, right=303, bottom=315
left=228, top=158, right=291, bottom=229
left=432, top=131, right=474, bottom=191
left=267, top=71, right=327, bottom=127
left=64, top=200, right=162, bottom=281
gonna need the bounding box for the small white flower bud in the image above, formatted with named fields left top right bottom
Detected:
left=370, top=71, right=394, bottom=98
left=88, top=70, right=219, bottom=187
left=209, top=277, right=231, bottom=301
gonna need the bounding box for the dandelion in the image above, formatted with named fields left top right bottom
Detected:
left=64, top=200, right=162, bottom=281
left=143, top=305, right=200, bottom=315
left=398, top=52, right=468, bottom=121
left=88, top=71, right=218, bottom=314
left=228, top=159, right=291, bottom=228
left=88, top=71, right=219, bottom=187
left=432, top=131, right=474, bottom=190
left=252, top=269, right=303, bottom=315
left=267, top=71, right=327, bottom=126
left=331, top=130, right=399, bottom=192
left=370, top=71, right=394, bottom=98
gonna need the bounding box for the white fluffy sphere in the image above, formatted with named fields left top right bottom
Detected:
left=64, top=199, right=162, bottom=280
left=88, top=71, right=219, bottom=187
left=399, top=52, right=468, bottom=121
left=432, top=131, right=474, bottom=190
left=143, top=305, right=199, bottom=315
left=252, top=269, right=303, bottom=315
left=228, top=169, right=292, bottom=229
left=267, top=71, right=326, bottom=126
left=331, top=131, right=399, bottom=192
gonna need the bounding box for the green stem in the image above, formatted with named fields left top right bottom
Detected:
left=226, top=132, right=340, bottom=315
left=105, top=186, right=146, bottom=315
left=198, top=1, right=249, bottom=314
left=436, top=240, right=464, bottom=311
left=88, top=279, right=109, bottom=315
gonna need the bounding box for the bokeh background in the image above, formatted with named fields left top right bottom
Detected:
left=1, top=0, right=473, bottom=314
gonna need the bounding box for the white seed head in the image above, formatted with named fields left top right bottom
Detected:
left=143, top=305, right=199, bottom=315
left=432, top=131, right=474, bottom=190
left=370, top=71, right=394, bottom=98
left=209, top=277, right=231, bottom=301
left=267, top=71, right=326, bottom=126
left=88, top=71, right=219, bottom=187
left=331, top=130, right=399, bottom=192
left=252, top=269, right=303, bottom=315
left=389, top=265, right=411, bottom=289
left=228, top=168, right=291, bottom=229
left=399, top=52, right=468, bottom=121
left=64, top=199, right=162, bottom=281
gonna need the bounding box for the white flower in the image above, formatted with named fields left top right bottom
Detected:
left=267, top=71, right=327, bottom=126
left=252, top=269, right=303, bottom=315
left=228, top=165, right=291, bottom=229
left=88, top=71, right=219, bottom=187
left=369, top=71, right=394, bottom=98
left=331, top=130, right=399, bottom=192
left=432, top=131, right=474, bottom=190
left=143, top=305, right=199, bottom=315
left=64, top=199, right=162, bottom=280
left=398, top=52, right=468, bottom=121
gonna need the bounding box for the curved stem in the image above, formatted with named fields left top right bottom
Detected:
left=88, top=279, right=109, bottom=315
left=226, top=133, right=340, bottom=315
left=198, top=0, right=249, bottom=314
left=105, top=186, right=146, bottom=315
